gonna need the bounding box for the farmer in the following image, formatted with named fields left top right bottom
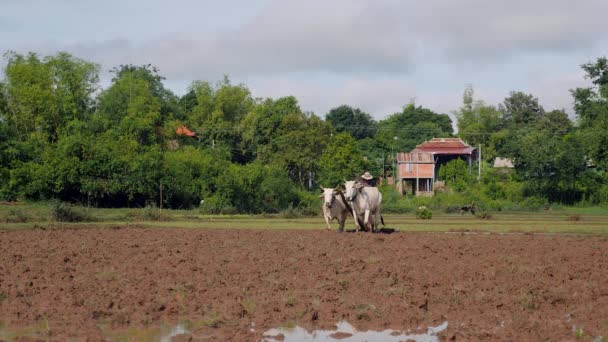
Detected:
left=357, top=171, right=377, bottom=187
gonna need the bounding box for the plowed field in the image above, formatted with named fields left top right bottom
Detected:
left=1, top=228, right=607, bottom=341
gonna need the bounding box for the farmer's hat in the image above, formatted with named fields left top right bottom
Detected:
left=361, top=172, right=373, bottom=180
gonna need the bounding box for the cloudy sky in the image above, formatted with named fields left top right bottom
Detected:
left=1, top=0, right=607, bottom=120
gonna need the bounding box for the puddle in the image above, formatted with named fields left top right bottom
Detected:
left=262, top=320, right=448, bottom=342
left=1, top=321, right=192, bottom=342
left=99, top=322, right=190, bottom=342
left=0, top=321, right=50, bottom=341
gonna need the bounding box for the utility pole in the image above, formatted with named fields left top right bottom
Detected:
left=382, top=157, right=385, bottom=180
left=308, top=171, right=313, bottom=190
left=159, top=180, right=163, bottom=213
left=393, top=136, right=398, bottom=185
left=478, top=144, right=482, bottom=182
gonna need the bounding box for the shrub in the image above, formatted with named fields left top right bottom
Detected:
left=567, top=214, right=581, bottom=221
left=280, top=204, right=319, bottom=218
left=51, top=201, right=92, bottom=222
left=475, top=211, right=493, bottom=219
left=142, top=205, right=161, bottom=220
left=4, top=208, right=30, bottom=223
left=416, top=206, right=432, bottom=219
left=126, top=204, right=172, bottom=221
left=520, top=196, right=547, bottom=210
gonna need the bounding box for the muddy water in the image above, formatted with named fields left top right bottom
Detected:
left=0, top=322, right=190, bottom=342
left=261, top=321, right=448, bottom=342
left=99, top=322, right=190, bottom=341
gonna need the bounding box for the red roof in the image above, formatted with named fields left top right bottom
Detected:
left=397, top=152, right=435, bottom=163
left=176, top=125, right=198, bottom=139
left=412, top=138, right=475, bottom=155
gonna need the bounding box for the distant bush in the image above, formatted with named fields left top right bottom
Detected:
left=567, top=214, right=581, bottom=221
left=126, top=205, right=172, bottom=221
left=280, top=204, right=319, bottom=218
left=4, top=208, right=30, bottom=223
left=475, top=211, right=493, bottom=219
left=51, top=202, right=92, bottom=222
left=416, top=206, right=432, bottom=219
left=519, top=196, right=547, bottom=211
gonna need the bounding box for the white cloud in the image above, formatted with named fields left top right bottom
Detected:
left=248, top=75, right=417, bottom=119
left=1, top=0, right=606, bottom=119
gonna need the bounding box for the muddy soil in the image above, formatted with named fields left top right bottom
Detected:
left=0, top=228, right=607, bottom=341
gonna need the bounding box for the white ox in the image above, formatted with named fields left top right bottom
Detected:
left=343, top=180, right=383, bottom=232
left=320, top=186, right=351, bottom=232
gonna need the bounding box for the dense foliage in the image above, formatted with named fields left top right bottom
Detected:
left=1, top=51, right=607, bottom=212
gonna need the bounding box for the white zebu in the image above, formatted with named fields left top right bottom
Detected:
left=320, top=186, right=351, bottom=232
left=343, top=180, right=383, bottom=232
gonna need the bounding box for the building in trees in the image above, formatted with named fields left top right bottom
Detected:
left=412, top=138, right=477, bottom=173
left=396, top=138, right=478, bottom=196
left=396, top=152, right=435, bottom=196
left=493, top=157, right=514, bottom=169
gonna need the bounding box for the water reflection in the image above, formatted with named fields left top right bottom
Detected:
left=100, top=322, right=190, bottom=342
left=160, top=323, right=189, bottom=342
left=0, top=320, right=191, bottom=342
left=262, top=320, right=448, bottom=342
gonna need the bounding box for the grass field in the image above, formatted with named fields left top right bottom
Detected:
left=2, top=202, right=608, bottom=235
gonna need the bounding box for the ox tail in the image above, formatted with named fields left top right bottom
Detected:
left=381, top=215, right=385, bottom=227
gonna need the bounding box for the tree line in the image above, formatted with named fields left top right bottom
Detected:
left=0, top=51, right=606, bottom=212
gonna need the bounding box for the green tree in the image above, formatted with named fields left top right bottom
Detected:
left=272, top=112, right=332, bottom=188
left=455, top=86, right=501, bottom=153
left=536, top=109, right=572, bottom=133
left=325, top=105, right=377, bottom=139
left=204, top=161, right=297, bottom=213
left=376, top=102, right=453, bottom=153
left=439, top=158, right=470, bottom=191
left=572, top=57, right=608, bottom=171
left=95, top=65, right=165, bottom=145
left=318, top=132, right=370, bottom=187
left=499, top=91, right=544, bottom=128
left=240, top=96, right=301, bottom=159
left=185, top=77, right=254, bottom=160
left=3, top=51, right=99, bottom=142
left=511, top=131, right=586, bottom=203
left=356, top=137, right=388, bottom=178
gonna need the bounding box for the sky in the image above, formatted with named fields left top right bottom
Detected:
left=1, top=0, right=607, bottom=121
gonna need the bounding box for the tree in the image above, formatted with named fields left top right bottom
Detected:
left=499, top=91, right=544, bottom=128
left=3, top=51, right=99, bottom=142
left=376, top=102, right=453, bottom=153
left=325, top=105, right=377, bottom=139
left=318, top=132, right=370, bottom=187
left=185, top=77, right=254, bottom=161
left=240, top=96, right=301, bottom=159
left=95, top=66, right=163, bottom=146
left=272, top=112, right=332, bottom=188
left=438, top=158, right=470, bottom=191
left=511, top=131, right=586, bottom=203
left=455, top=86, right=501, bottom=150
left=571, top=57, right=608, bottom=171
left=581, top=57, right=608, bottom=98
left=177, top=89, right=197, bottom=121
left=536, top=109, right=572, bottom=133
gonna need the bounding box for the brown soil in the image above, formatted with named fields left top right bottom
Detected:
left=0, top=228, right=607, bottom=341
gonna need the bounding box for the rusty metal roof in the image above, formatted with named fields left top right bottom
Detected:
left=176, top=125, right=198, bottom=139
left=397, top=152, right=435, bottom=163
left=412, top=138, right=475, bottom=155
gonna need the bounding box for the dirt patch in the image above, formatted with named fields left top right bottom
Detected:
left=0, top=228, right=607, bottom=341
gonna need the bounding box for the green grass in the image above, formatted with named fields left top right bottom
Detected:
left=1, top=202, right=608, bottom=235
